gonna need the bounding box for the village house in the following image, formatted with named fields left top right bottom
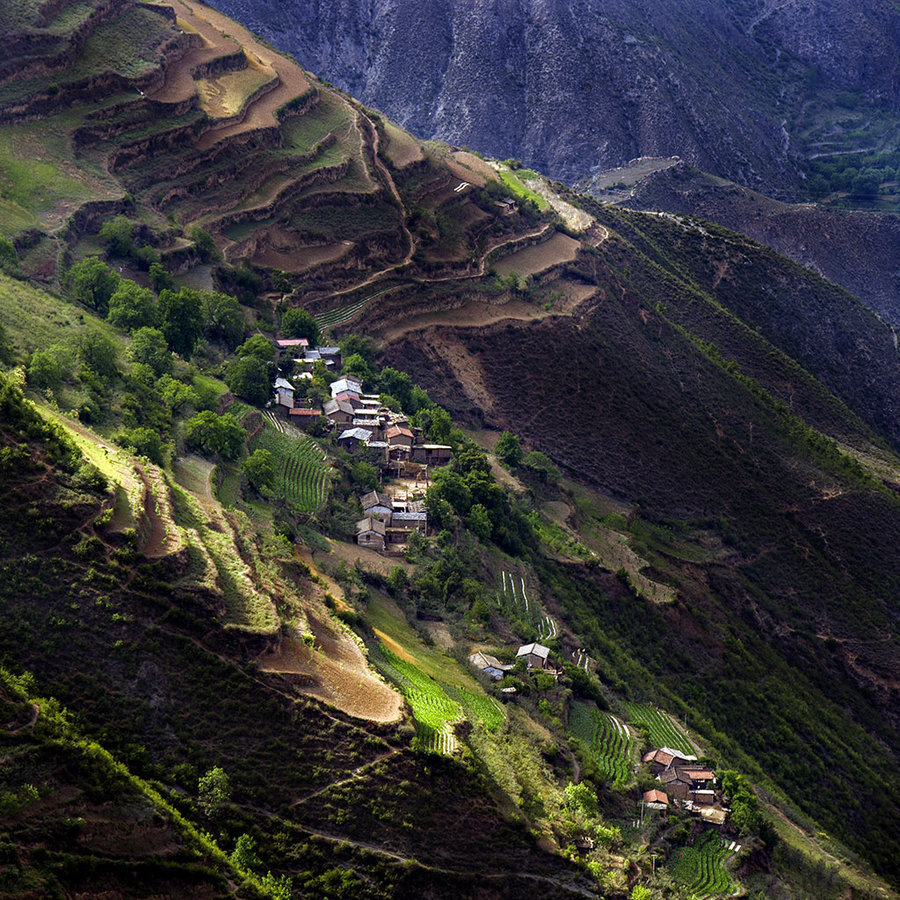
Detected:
left=330, top=376, right=363, bottom=398
left=274, top=337, right=308, bottom=356
left=318, top=346, right=341, bottom=368
left=468, top=651, right=514, bottom=681
left=642, top=747, right=698, bottom=775
left=338, top=427, right=373, bottom=451
left=412, top=444, right=453, bottom=467
left=659, top=767, right=693, bottom=801
left=360, top=491, right=392, bottom=520
left=355, top=516, right=386, bottom=552
left=334, top=390, right=364, bottom=409
left=273, top=376, right=294, bottom=409
left=643, top=789, right=669, bottom=809
left=323, top=398, right=356, bottom=428
left=516, top=642, right=551, bottom=669
left=387, top=510, right=427, bottom=543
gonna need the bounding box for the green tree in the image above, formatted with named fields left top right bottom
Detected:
left=522, top=450, right=560, bottom=482
left=184, top=411, right=246, bottom=460
left=563, top=781, right=599, bottom=817
left=158, top=287, right=205, bottom=357
left=98, top=215, right=136, bottom=257
left=67, top=257, right=120, bottom=314
left=117, top=426, right=165, bottom=465
left=631, top=886, right=652, bottom=900
left=236, top=333, right=276, bottom=363
left=148, top=260, right=175, bottom=293
left=156, top=374, right=197, bottom=412
left=129, top=326, right=172, bottom=376
left=106, top=280, right=157, bottom=332
left=189, top=225, right=219, bottom=262
left=281, top=307, right=320, bottom=345
left=495, top=431, right=523, bottom=467
left=225, top=355, right=271, bottom=406
left=465, top=503, right=492, bottom=541
left=78, top=331, right=118, bottom=378
left=198, top=766, right=231, bottom=815
left=350, top=460, right=378, bottom=491
left=342, top=352, right=373, bottom=381
left=203, top=291, right=244, bottom=349
left=230, top=833, right=261, bottom=872
left=27, top=349, right=63, bottom=391
left=339, top=334, right=375, bottom=366
left=243, top=448, right=275, bottom=494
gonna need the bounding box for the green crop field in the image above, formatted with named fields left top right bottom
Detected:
left=251, top=419, right=328, bottom=513
left=569, top=701, right=634, bottom=786
left=497, top=167, right=550, bottom=211
left=380, top=646, right=462, bottom=754
left=669, top=831, right=739, bottom=898
left=623, top=702, right=695, bottom=756
left=455, top=688, right=505, bottom=733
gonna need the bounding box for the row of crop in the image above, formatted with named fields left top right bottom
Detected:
left=380, top=646, right=462, bottom=754
left=669, top=831, right=737, bottom=898
left=569, top=701, right=634, bottom=786
left=623, top=702, right=694, bottom=756
left=315, top=288, right=391, bottom=328
left=252, top=423, right=329, bottom=513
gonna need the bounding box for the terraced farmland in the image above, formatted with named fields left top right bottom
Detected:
left=623, top=702, right=695, bottom=756
left=456, top=688, right=505, bottom=733
left=380, top=646, right=462, bottom=754
left=251, top=418, right=329, bottom=513
left=669, top=831, right=739, bottom=898
left=315, top=287, right=392, bottom=329
left=569, top=701, right=634, bottom=786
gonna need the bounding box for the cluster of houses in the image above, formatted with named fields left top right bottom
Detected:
left=272, top=359, right=453, bottom=472
left=642, top=747, right=725, bottom=822
left=356, top=489, right=428, bottom=553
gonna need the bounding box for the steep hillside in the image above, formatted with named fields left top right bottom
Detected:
left=626, top=162, right=900, bottom=323
left=378, top=203, right=900, bottom=883
left=204, top=0, right=900, bottom=195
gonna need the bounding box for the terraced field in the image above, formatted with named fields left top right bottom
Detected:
left=569, top=700, right=634, bottom=786
left=379, top=646, right=462, bottom=754
left=252, top=418, right=329, bottom=513
left=669, top=831, right=739, bottom=898
left=623, top=702, right=695, bottom=756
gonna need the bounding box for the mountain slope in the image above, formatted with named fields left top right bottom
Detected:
left=205, top=0, right=900, bottom=194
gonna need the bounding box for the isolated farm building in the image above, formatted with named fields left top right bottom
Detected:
left=356, top=516, right=386, bottom=552
left=387, top=511, right=427, bottom=542
left=412, top=444, right=453, bottom=466
left=643, top=789, right=669, bottom=809
left=274, top=338, right=308, bottom=355
left=495, top=198, right=518, bottom=216
left=330, top=376, right=363, bottom=398
left=338, top=427, right=373, bottom=450
left=360, top=491, right=392, bottom=520
left=323, top=399, right=355, bottom=427
left=516, top=642, right=551, bottom=669
left=288, top=407, right=323, bottom=430
left=469, top=651, right=513, bottom=681
left=273, top=377, right=295, bottom=408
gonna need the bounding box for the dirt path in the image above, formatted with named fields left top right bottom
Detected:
left=291, top=749, right=400, bottom=806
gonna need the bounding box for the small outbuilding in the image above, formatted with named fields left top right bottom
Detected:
left=356, top=516, right=386, bottom=552
left=468, top=651, right=513, bottom=681
left=643, top=789, right=669, bottom=809
left=516, top=642, right=551, bottom=669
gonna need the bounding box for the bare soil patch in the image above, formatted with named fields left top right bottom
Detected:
left=422, top=620, right=454, bottom=650
left=260, top=621, right=402, bottom=723
left=253, top=239, right=352, bottom=273
left=452, top=151, right=497, bottom=184
left=383, top=121, right=424, bottom=168
left=494, top=232, right=581, bottom=278
left=322, top=538, right=413, bottom=576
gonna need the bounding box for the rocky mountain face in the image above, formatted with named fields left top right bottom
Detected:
left=207, top=0, right=900, bottom=194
